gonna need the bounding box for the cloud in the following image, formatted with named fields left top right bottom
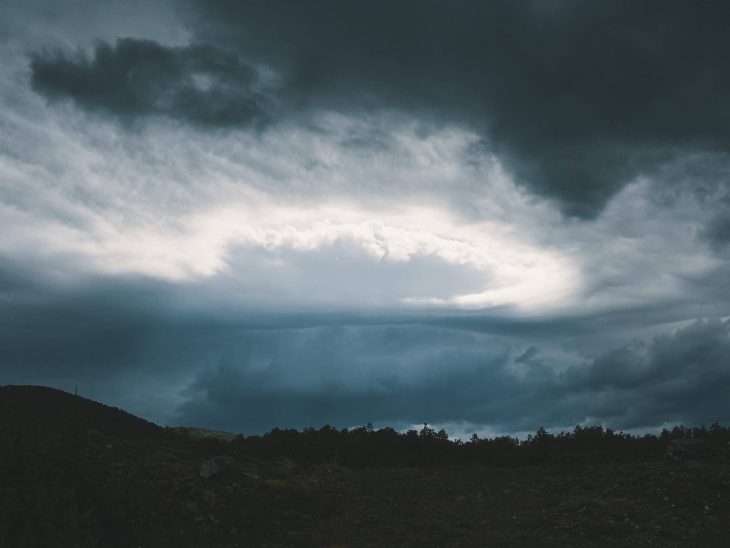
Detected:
left=0, top=265, right=169, bottom=381
left=2, top=1, right=730, bottom=437
left=173, top=324, right=525, bottom=432
left=702, top=213, right=730, bottom=250
left=2, top=258, right=728, bottom=434
left=30, top=38, right=269, bottom=127
left=178, top=0, right=730, bottom=217
left=0, top=67, right=581, bottom=313
left=175, top=319, right=730, bottom=434
left=562, top=319, right=730, bottom=428
left=5, top=35, right=730, bottom=319
left=2, top=69, right=727, bottom=316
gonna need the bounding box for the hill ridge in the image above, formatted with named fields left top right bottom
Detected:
left=0, top=384, right=161, bottom=439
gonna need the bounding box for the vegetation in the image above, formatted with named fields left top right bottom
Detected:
left=231, top=422, right=730, bottom=468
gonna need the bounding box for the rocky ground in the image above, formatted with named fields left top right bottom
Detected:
left=1, top=386, right=729, bottom=547
left=108, top=455, right=730, bottom=547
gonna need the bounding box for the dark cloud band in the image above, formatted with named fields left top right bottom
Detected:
left=177, top=319, right=730, bottom=433
left=30, top=38, right=268, bottom=127
left=184, top=0, right=730, bottom=216
left=1, top=262, right=728, bottom=433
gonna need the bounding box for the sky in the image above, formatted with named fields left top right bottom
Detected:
left=1, top=0, right=729, bottom=437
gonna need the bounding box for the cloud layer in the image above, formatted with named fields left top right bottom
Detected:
left=4, top=265, right=727, bottom=434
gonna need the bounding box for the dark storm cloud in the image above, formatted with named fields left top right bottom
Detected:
left=2, top=259, right=728, bottom=432
left=173, top=324, right=527, bottom=433
left=0, top=268, right=169, bottom=381
left=702, top=213, right=730, bottom=250
left=179, top=0, right=730, bottom=216
left=30, top=38, right=268, bottom=127
left=563, top=319, right=730, bottom=428
left=175, top=319, right=730, bottom=434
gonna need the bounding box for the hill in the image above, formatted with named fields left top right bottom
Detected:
left=0, top=385, right=162, bottom=439
left=1, top=385, right=729, bottom=547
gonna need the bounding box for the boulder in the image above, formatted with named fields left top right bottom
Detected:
left=199, top=455, right=234, bottom=479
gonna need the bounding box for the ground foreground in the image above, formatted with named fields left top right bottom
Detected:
left=1, top=386, right=729, bottom=547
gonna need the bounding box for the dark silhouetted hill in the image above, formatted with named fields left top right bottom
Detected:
left=0, top=385, right=161, bottom=439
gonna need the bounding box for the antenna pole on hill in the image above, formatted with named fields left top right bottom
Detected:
left=75, top=384, right=78, bottom=397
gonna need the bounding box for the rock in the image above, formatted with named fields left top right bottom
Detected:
left=242, top=470, right=261, bottom=482
left=272, top=457, right=296, bottom=474
left=200, top=455, right=234, bottom=479
left=172, top=426, right=241, bottom=443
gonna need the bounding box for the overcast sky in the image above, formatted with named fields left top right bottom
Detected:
left=1, top=0, right=729, bottom=436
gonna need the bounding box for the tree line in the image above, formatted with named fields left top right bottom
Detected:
left=226, top=422, right=730, bottom=467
